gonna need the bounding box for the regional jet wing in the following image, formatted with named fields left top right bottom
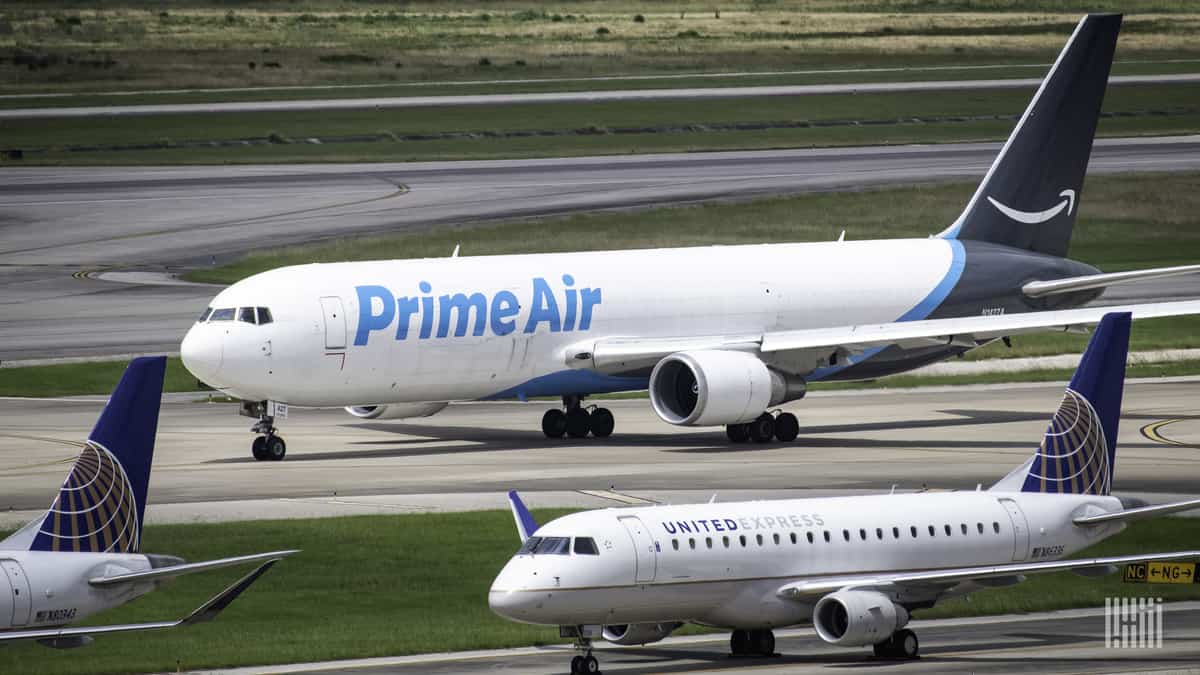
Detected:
left=0, top=559, right=279, bottom=646
left=88, top=550, right=299, bottom=587
left=776, top=550, right=1200, bottom=600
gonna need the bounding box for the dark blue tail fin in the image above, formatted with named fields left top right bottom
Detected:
left=1017, top=313, right=1130, bottom=495
left=31, top=357, right=166, bottom=553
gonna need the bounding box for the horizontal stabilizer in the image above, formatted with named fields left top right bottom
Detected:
left=89, top=550, right=298, bottom=587
left=1074, top=497, right=1200, bottom=526
left=1023, top=264, right=1200, bottom=298
left=1, top=559, right=282, bottom=646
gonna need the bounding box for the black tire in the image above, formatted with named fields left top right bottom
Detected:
left=873, top=641, right=889, bottom=657
left=725, top=423, right=750, bottom=442
left=565, top=408, right=592, bottom=438
left=542, top=409, right=567, bottom=438
left=251, top=436, right=268, bottom=461
left=897, top=629, right=919, bottom=659
left=584, top=655, right=600, bottom=673
left=590, top=407, right=615, bottom=438
left=570, top=655, right=584, bottom=674
left=774, top=412, right=800, bottom=442
left=264, top=435, right=286, bottom=461
left=749, top=413, right=775, bottom=443
left=753, top=629, right=775, bottom=656
left=730, top=629, right=749, bottom=655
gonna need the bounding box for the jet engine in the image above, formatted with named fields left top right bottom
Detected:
left=602, top=622, right=682, bottom=646
left=648, top=350, right=804, bottom=426
left=812, top=590, right=909, bottom=646
left=344, top=402, right=448, bottom=420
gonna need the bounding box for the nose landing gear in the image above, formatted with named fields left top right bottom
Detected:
left=568, top=636, right=601, bottom=674
left=243, top=401, right=287, bottom=461
left=729, top=628, right=776, bottom=656
left=542, top=395, right=614, bottom=440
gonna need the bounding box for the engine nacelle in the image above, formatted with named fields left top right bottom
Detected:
left=648, top=350, right=804, bottom=426
left=602, top=622, right=682, bottom=646
left=344, top=402, right=448, bottom=420
left=813, top=590, right=909, bottom=646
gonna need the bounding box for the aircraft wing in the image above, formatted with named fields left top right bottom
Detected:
left=88, top=550, right=299, bottom=587
left=776, top=550, right=1200, bottom=600
left=0, top=559, right=279, bottom=646
left=568, top=299, right=1200, bottom=373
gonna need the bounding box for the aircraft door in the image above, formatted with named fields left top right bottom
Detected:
left=1, top=560, right=31, bottom=626
left=618, top=516, right=657, bottom=583
left=319, top=296, right=347, bottom=350
left=999, top=498, right=1030, bottom=561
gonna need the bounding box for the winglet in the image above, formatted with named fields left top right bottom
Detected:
left=181, top=559, right=280, bottom=626
left=508, top=490, right=538, bottom=544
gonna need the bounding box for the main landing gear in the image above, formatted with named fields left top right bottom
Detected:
left=243, top=401, right=287, bottom=461
left=730, top=628, right=776, bottom=657
left=725, top=411, right=799, bottom=444
left=568, top=636, right=601, bottom=674
left=543, top=395, right=614, bottom=440
left=873, top=628, right=919, bottom=659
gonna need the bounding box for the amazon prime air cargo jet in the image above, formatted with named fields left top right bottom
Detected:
left=181, top=13, right=1200, bottom=460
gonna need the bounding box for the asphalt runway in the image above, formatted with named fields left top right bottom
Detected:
left=0, top=378, right=1197, bottom=525
left=196, top=603, right=1200, bottom=675
left=4, top=73, right=1197, bottom=119
left=2, top=136, right=1199, bottom=360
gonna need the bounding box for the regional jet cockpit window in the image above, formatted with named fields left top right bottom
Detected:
left=573, top=537, right=599, bottom=555
left=197, top=307, right=212, bottom=322
left=239, top=307, right=257, bottom=324
left=519, top=536, right=572, bottom=555
left=209, top=308, right=235, bottom=321
left=257, top=307, right=273, bottom=325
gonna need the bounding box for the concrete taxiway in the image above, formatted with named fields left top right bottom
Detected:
left=0, top=378, right=1197, bottom=527
left=2, top=137, right=1199, bottom=360
left=5, top=73, right=1198, bottom=119
left=193, top=603, right=1200, bottom=675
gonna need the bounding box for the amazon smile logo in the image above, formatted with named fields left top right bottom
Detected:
left=987, top=189, right=1076, bottom=224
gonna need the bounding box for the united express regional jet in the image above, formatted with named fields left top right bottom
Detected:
left=489, top=313, right=1200, bottom=674
left=0, top=357, right=295, bottom=648
left=181, top=14, right=1200, bottom=460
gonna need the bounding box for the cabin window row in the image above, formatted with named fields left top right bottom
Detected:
left=668, top=521, right=1004, bottom=551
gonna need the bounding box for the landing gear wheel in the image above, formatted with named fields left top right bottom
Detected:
left=896, top=628, right=918, bottom=659
left=542, top=409, right=567, bottom=438
left=750, top=629, right=775, bottom=656
left=730, top=629, right=750, bottom=655
left=725, top=423, right=750, bottom=443
left=565, top=408, right=592, bottom=438
left=773, top=412, right=799, bottom=442
left=570, top=655, right=584, bottom=673
left=251, top=436, right=268, bottom=461
left=263, top=435, right=286, bottom=461
left=583, top=654, right=600, bottom=673
left=589, top=407, right=614, bottom=438
left=749, top=413, right=775, bottom=443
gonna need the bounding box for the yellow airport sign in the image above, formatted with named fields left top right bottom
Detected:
left=1124, top=562, right=1197, bottom=584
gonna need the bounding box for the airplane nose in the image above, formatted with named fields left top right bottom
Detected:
left=488, top=588, right=531, bottom=621
left=180, top=325, right=223, bottom=384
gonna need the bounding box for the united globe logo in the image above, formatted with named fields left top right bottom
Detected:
left=1025, top=388, right=1112, bottom=496
left=34, top=441, right=140, bottom=553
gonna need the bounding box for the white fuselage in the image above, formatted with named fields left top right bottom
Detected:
left=488, top=491, right=1122, bottom=629
left=183, top=239, right=958, bottom=406
left=0, top=551, right=155, bottom=632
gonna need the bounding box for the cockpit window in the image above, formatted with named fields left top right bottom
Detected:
left=533, top=537, right=570, bottom=555
left=257, top=307, right=273, bottom=325
left=238, top=307, right=257, bottom=324
left=573, top=537, right=599, bottom=555
left=519, top=537, right=541, bottom=554
left=209, top=308, right=235, bottom=321
left=197, top=307, right=212, bottom=322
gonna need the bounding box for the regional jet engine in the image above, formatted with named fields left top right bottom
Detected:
left=648, top=350, right=804, bottom=426
left=602, top=622, right=683, bottom=646
left=344, top=402, right=448, bottom=420
left=812, top=590, right=909, bottom=646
